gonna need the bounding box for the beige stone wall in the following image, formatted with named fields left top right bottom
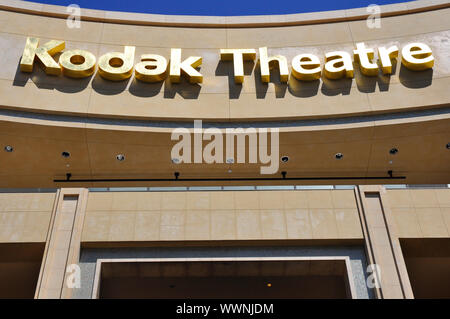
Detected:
left=78, top=188, right=450, bottom=243
left=0, top=192, right=55, bottom=242
left=81, top=189, right=363, bottom=242
left=0, top=188, right=448, bottom=244
left=0, top=0, right=448, bottom=298
left=0, top=8, right=449, bottom=121
left=0, top=8, right=449, bottom=187
left=1, top=112, right=449, bottom=188
left=387, top=188, right=450, bottom=238
left=1, top=187, right=449, bottom=300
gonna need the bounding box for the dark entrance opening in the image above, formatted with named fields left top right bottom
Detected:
left=400, top=238, right=450, bottom=298
left=0, top=243, right=45, bottom=298
left=97, top=259, right=353, bottom=299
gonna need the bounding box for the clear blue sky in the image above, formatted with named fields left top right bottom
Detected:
left=25, top=0, right=412, bottom=16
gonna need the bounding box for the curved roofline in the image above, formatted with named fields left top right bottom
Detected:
left=0, top=0, right=449, bottom=28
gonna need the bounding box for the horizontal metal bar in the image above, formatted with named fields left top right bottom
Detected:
left=54, top=176, right=406, bottom=183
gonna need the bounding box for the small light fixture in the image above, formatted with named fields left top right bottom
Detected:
left=389, top=147, right=398, bottom=155
left=281, top=156, right=289, bottom=163
left=4, top=145, right=13, bottom=152
left=116, top=154, right=125, bottom=161
left=267, top=283, right=272, bottom=287
left=61, top=151, right=70, bottom=158
left=171, top=158, right=180, bottom=164
left=226, top=158, right=234, bottom=164
left=446, top=143, right=450, bottom=150
left=335, top=153, right=343, bottom=160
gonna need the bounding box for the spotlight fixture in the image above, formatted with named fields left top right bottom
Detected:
left=267, top=283, right=272, bottom=287
left=171, top=158, right=180, bottom=164
left=4, top=145, right=13, bottom=152
left=61, top=151, right=70, bottom=158
left=281, top=156, right=289, bottom=163
left=116, top=154, right=125, bottom=161
left=447, top=142, right=450, bottom=150
left=335, top=153, right=343, bottom=160
left=389, top=148, right=398, bottom=155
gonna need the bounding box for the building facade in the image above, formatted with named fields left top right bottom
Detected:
left=0, top=0, right=449, bottom=298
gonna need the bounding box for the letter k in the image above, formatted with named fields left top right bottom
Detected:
left=20, top=37, right=65, bottom=75
left=169, top=48, right=203, bottom=84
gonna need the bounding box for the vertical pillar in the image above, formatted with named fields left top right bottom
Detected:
left=355, top=185, right=414, bottom=299
left=34, top=188, right=88, bottom=299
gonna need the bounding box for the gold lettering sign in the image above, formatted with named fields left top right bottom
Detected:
left=220, top=49, right=256, bottom=84
left=98, top=46, right=135, bottom=81
left=20, top=37, right=65, bottom=75
left=20, top=38, right=435, bottom=85
left=401, top=43, right=434, bottom=71
left=377, top=46, right=399, bottom=74
left=169, top=48, right=203, bottom=84
left=59, top=49, right=96, bottom=78
left=259, top=47, right=289, bottom=83
left=353, top=42, right=378, bottom=76
left=291, top=54, right=322, bottom=81
left=324, top=51, right=354, bottom=79
left=135, top=54, right=167, bottom=82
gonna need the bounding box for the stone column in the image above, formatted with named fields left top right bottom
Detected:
left=34, top=188, right=88, bottom=299
left=355, top=185, right=414, bottom=299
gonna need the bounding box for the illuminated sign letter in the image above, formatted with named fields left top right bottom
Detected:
left=20, top=37, right=65, bottom=75
left=98, top=46, right=135, bottom=81
left=401, top=43, right=434, bottom=71
left=291, top=54, right=321, bottom=81
left=324, top=51, right=354, bottom=79
left=259, top=47, right=289, bottom=83
left=59, top=49, right=96, bottom=78
left=377, top=46, right=399, bottom=74
left=353, top=42, right=378, bottom=76
left=169, top=48, right=203, bottom=84
left=135, top=54, right=167, bottom=82
left=220, top=49, right=256, bottom=84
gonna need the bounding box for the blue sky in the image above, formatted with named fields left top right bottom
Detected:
left=25, top=0, right=412, bottom=16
